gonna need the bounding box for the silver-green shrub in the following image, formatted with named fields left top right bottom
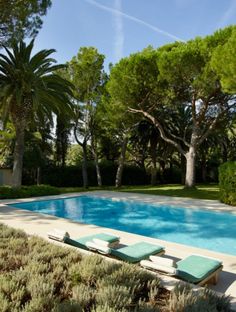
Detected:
left=96, top=284, right=132, bottom=310
left=167, top=283, right=231, bottom=312
left=0, top=224, right=231, bottom=312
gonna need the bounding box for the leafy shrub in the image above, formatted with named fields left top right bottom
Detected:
left=27, top=184, right=60, bottom=196
left=219, top=161, right=236, bottom=205
left=0, top=224, right=232, bottom=312
left=96, top=284, right=132, bottom=310
left=167, top=283, right=231, bottom=312
left=0, top=186, right=29, bottom=199
left=91, top=303, right=127, bottom=312
left=55, top=301, right=83, bottom=312
left=72, top=284, right=95, bottom=309
left=0, top=184, right=60, bottom=199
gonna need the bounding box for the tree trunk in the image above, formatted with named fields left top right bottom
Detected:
left=185, top=145, right=196, bottom=188
left=201, top=153, right=207, bottom=183
left=180, top=154, right=186, bottom=185
left=91, top=137, right=102, bottom=187
left=115, top=137, right=128, bottom=188
left=12, top=126, right=25, bottom=187
left=36, top=167, right=41, bottom=185
left=150, top=136, right=158, bottom=185
left=82, top=143, right=88, bottom=188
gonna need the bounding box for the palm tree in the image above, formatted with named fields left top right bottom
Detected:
left=0, top=40, right=73, bottom=187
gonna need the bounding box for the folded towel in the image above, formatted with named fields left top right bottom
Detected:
left=141, top=260, right=177, bottom=275
left=86, top=241, right=111, bottom=254
left=47, top=229, right=70, bottom=242
left=149, top=255, right=176, bottom=268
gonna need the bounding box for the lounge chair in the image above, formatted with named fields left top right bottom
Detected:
left=140, top=254, right=223, bottom=286
left=86, top=239, right=165, bottom=263
left=48, top=229, right=120, bottom=252
left=48, top=229, right=164, bottom=263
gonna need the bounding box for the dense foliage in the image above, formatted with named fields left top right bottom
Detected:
left=0, top=40, right=74, bottom=187
left=107, top=27, right=236, bottom=188
left=0, top=224, right=231, bottom=311
left=0, top=184, right=60, bottom=199
left=0, top=0, right=51, bottom=46
left=23, top=163, right=148, bottom=187
left=0, top=24, right=236, bottom=191
left=219, top=162, right=236, bottom=206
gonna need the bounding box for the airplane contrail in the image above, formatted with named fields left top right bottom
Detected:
left=114, top=0, right=124, bottom=61
left=84, top=0, right=185, bottom=42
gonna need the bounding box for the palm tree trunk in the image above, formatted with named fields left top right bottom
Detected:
left=12, top=125, right=25, bottom=187
left=115, top=136, right=128, bottom=188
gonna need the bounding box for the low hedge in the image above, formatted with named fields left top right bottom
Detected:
left=0, top=184, right=60, bottom=199
left=0, top=224, right=231, bottom=311
left=219, top=161, right=236, bottom=206
left=23, top=161, right=148, bottom=187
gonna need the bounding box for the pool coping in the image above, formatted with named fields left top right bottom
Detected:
left=1, top=189, right=236, bottom=214
left=0, top=190, right=236, bottom=310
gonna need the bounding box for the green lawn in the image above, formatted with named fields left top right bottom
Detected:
left=60, top=184, right=220, bottom=201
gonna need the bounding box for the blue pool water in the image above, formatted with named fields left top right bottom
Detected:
left=8, top=195, right=236, bottom=256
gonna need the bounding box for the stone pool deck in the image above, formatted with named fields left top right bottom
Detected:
left=0, top=191, right=236, bottom=309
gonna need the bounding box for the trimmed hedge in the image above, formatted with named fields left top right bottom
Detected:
left=0, top=185, right=60, bottom=199
left=23, top=162, right=184, bottom=188
left=219, top=162, right=236, bottom=206
left=23, top=161, right=148, bottom=187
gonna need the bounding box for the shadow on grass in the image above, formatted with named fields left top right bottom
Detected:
left=59, top=184, right=220, bottom=201
left=117, top=185, right=220, bottom=201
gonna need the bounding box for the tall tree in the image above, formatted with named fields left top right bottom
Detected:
left=108, top=30, right=235, bottom=188
left=131, top=120, right=159, bottom=185
left=107, top=47, right=162, bottom=187
left=66, top=47, right=106, bottom=188
left=0, top=40, right=73, bottom=186
left=99, top=88, right=137, bottom=188
left=0, top=119, right=15, bottom=167
left=55, top=114, right=71, bottom=167
left=0, top=0, right=51, bottom=47
left=211, top=27, right=236, bottom=94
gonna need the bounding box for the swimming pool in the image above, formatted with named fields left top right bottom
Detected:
left=8, top=195, right=236, bottom=256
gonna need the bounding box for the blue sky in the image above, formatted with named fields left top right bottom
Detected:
left=34, top=0, right=236, bottom=70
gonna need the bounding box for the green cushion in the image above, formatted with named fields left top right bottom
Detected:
left=111, top=242, right=164, bottom=263
left=65, top=233, right=119, bottom=250
left=177, top=255, right=222, bottom=284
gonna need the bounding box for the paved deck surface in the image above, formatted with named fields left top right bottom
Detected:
left=0, top=191, right=236, bottom=310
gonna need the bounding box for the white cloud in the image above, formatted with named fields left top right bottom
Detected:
left=84, top=0, right=185, bottom=42
left=113, top=0, right=124, bottom=61
left=218, top=0, right=236, bottom=28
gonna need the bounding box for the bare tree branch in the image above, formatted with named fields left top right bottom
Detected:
left=128, top=107, right=187, bottom=156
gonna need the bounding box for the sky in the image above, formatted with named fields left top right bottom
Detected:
left=34, top=0, right=236, bottom=70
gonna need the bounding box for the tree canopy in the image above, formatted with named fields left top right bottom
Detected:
left=107, top=27, right=236, bottom=187
left=211, top=27, right=236, bottom=94
left=0, top=0, right=51, bottom=46
left=0, top=25, right=235, bottom=189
